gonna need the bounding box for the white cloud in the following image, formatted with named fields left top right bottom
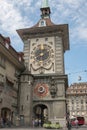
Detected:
left=9, top=0, right=32, bottom=8
left=77, top=27, right=87, bottom=40
left=49, top=0, right=87, bottom=45
left=0, top=0, right=87, bottom=51
left=0, top=0, right=34, bottom=51
left=0, top=0, right=33, bottom=34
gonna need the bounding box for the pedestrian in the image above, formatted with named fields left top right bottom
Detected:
left=0, top=117, right=4, bottom=128
left=75, top=118, right=78, bottom=128
left=32, top=118, right=35, bottom=127
left=39, top=118, right=41, bottom=127
left=67, top=119, right=71, bottom=130
left=35, top=118, right=38, bottom=127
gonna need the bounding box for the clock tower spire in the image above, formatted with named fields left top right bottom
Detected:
left=40, top=0, right=51, bottom=19
left=42, top=0, right=49, bottom=8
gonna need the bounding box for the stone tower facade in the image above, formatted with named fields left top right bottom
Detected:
left=17, top=0, right=69, bottom=127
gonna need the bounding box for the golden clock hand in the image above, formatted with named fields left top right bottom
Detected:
left=40, top=53, right=44, bottom=56
left=41, top=44, right=44, bottom=50
left=35, top=52, right=43, bottom=60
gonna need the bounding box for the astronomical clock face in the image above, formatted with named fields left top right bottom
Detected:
left=34, top=83, right=49, bottom=97
left=30, top=44, right=54, bottom=67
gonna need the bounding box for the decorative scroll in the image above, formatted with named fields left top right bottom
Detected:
left=30, top=62, right=54, bottom=73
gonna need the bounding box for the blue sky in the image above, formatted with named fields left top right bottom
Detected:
left=0, top=0, right=87, bottom=85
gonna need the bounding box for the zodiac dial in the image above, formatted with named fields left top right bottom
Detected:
left=31, top=44, right=54, bottom=67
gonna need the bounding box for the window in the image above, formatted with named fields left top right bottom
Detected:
left=86, top=105, right=87, bottom=110
left=0, top=54, right=6, bottom=68
left=76, top=97, right=79, bottom=101
left=72, top=100, right=74, bottom=104
left=0, top=74, right=4, bottom=84
left=72, top=107, right=74, bottom=110
left=39, top=20, right=46, bottom=27
left=81, top=105, right=84, bottom=110
left=77, top=107, right=79, bottom=110
left=41, top=21, right=44, bottom=26
left=5, top=43, right=9, bottom=49
left=81, top=100, right=83, bottom=104
left=21, top=105, right=23, bottom=111
left=85, top=100, right=87, bottom=104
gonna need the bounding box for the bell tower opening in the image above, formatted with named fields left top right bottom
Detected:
left=33, top=104, right=48, bottom=126
left=40, top=0, right=51, bottom=19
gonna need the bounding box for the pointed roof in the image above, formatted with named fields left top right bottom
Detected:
left=42, top=0, right=49, bottom=8
left=40, top=0, right=51, bottom=19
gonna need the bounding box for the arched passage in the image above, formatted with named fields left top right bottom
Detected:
left=33, top=104, right=48, bottom=126
left=1, top=107, right=11, bottom=124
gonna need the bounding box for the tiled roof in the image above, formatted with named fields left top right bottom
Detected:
left=0, top=34, right=24, bottom=61
left=66, top=82, right=87, bottom=95
left=33, top=18, right=54, bottom=27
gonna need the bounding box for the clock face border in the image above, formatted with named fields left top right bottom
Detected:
left=30, top=44, right=54, bottom=67
left=34, top=44, right=51, bottom=62
left=34, top=83, right=49, bottom=97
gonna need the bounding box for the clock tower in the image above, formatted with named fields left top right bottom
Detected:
left=17, top=0, right=69, bottom=127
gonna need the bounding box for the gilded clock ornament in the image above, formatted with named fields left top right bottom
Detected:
left=35, top=44, right=50, bottom=62
left=30, top=44, right=54, bottom=67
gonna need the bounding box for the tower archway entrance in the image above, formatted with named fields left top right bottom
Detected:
left=33, top=104, right=48, bottom=126
left=1, top=107, right=11, bottom=125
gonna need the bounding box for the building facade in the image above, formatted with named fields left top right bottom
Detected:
left=0, top=34, right=25, bottom=125
left=17, top=0, right=69, bottom=127
left=66, top=82, right=87, bottom=123
left=0, top=0, right=70, bottom=127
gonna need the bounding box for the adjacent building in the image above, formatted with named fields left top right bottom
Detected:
left=66, top=82, right=87, bottom=123
left=0, top=34, right=25, bottom=124
left=0, top=0, right=70, bottom=127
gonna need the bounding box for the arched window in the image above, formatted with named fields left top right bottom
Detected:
left=39, top=20, right=46, bottom=27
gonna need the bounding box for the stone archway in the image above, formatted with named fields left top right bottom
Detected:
left=1, top=107, right=11, bottom=124
left=33, top=104, right=48, bottom=126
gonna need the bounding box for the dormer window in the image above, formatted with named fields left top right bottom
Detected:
left=39, top=20, right=46, bottom=27
left=41, top=21, right=44, bottom=26
left=5, top=43, right=9, bottom=49
left=19, top=57, right=21, bottom=62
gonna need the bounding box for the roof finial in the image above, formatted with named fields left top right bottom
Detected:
left=42, top=0, right=49, bottom=8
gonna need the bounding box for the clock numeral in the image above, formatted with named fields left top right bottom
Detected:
left=32, top=43, right=36, bottom=46
left=31, top=56, right=34, bottom=59
left=33, top=47, right=36, bottom=50
left=31, top=51, right=34, bottom=54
